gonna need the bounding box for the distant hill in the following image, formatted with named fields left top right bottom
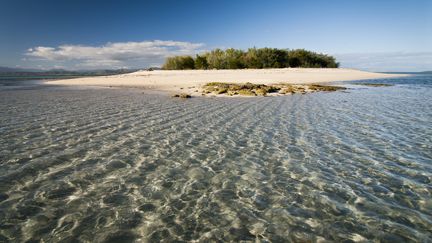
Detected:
left=0, top=66, right=40, bottom=72
left=0, top=66, right=139, bottom=81
left=0, top=66, right=138, bottom=76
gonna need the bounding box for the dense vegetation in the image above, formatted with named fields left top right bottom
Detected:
left=162, top=48, right=339, bottom=70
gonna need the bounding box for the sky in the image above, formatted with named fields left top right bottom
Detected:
left=1, top=0, right=431, bottom=71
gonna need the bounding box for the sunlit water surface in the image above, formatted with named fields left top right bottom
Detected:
left=0, top=76, right=431, bottom=242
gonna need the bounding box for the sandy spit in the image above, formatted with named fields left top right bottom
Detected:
left=45, top=68, right=408, bottom=95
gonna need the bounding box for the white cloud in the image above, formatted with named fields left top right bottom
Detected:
left=334, top=52, right=432, bottom=72
left=25, top=42, right=432, bottom=72
left=26, top=40, right=205, bottom=69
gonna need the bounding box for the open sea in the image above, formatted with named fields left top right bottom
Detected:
left=0, top=75, right=431, bottom=242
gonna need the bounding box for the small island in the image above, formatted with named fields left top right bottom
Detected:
left=159, top=48, right=395, bottom=97
left=44, top=48, right=407, bottom=96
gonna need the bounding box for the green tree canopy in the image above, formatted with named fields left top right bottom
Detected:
left=162, top=56, right=195, bottom=70
left=162, top=48, right=339, bottom=70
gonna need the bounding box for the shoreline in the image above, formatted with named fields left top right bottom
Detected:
left=44, top=68, right=409, bottom=96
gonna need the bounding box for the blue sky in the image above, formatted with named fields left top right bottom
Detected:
left=1, top=0, right=431, bottom=71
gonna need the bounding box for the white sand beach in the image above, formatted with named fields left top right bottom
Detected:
left=46, top=68, right=408, bottom=94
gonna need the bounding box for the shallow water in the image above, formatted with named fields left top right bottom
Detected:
left=0, top=76, right=431, bottom=242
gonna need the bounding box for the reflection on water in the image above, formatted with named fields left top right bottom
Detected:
left=0, top=77, right=431, bottom=242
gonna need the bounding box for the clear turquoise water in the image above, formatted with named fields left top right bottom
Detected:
left=0, top=76, right=431, bottom=242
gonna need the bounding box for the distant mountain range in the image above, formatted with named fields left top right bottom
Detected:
left=0, top=66, right=140, bottom=76
left=0, top=66, right=41, bottom=72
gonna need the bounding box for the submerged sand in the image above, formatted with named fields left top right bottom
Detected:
left=45, top=68, right=408, bottom=95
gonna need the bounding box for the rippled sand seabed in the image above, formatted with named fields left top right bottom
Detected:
left=0, top=83, right=431, bottom=242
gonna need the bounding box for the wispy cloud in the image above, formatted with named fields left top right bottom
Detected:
left=334, top=52, right=432, bottom=72
left=26, top=40, right=205, bottom=69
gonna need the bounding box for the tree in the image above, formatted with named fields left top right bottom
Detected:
left=162, top=56, right=195, bottom=70
left=243, top=48, right=261, bottom=68
left=225, top=48, right=245, bottom=69
left=205, top=49, right=226, bottom=69
left=194, top=54, right=208, bottom=69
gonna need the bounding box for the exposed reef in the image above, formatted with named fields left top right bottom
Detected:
left=172, top=93, right=192, bottom=98
left=201, top=82, right=347, bottom=97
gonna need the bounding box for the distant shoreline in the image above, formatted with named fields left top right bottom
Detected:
left=45, top=68, right=409, bottom=96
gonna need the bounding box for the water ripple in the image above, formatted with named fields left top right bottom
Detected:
left=0, top=80, right=431, bottom=242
